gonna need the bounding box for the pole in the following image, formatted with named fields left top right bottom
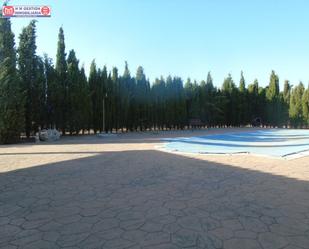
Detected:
left=103, top=96, right=105, bottom=133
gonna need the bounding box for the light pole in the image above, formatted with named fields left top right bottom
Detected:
left=103, top=93, right=107, bottom=133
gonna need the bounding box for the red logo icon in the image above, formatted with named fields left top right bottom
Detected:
left=41, top=6, right=50, bottom=16
left=2, top=6, right=15, bottom=16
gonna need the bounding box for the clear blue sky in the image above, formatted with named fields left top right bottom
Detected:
left=10, top=0, right=309, bottom=88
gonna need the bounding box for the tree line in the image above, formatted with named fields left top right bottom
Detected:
left=1, top=18, right=309, bottom=143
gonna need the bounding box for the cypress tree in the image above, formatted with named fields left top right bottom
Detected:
left=120, top=62, right=131, bottom=131
left=18, top=20, right=43, bottom=137
left=67, top=50, right=81, bottom=134
left=283, top=80, right=291, bottom=104
left=100, top=66, right=109, bottom=132
left=267, top=70, right=280, bottom=98
left=257, top=85, right=267, bottom=126
left=238, top=71, right=248, bottom=125
left=165, top=75, right=174, bottom=128
left=302, top=85, right=309, bottom=127
left=282, top=80, right=291, bottom=126
left=111, top=67, right=119, bottom=131
left=43, top=54, right=57, bottom=128
left=239, top=71, right=246, bottom=92
left=55, top=27, right=67, bottom=134
left=34, top=56, right=47, bottom=129
left=135, top=66, right=149, bottom=130
left=289, top=82, right=304, bottom=127
left=151, top=77, right=166, bottom=130
left=89, top=60, right=100, bottom=133
left=204, top=72, right=218, bottom=127
left=248, top=79, right=258, bottom=122
left=173, top=77, right=186, bottom=129
left=184, top=78, right=194, bottom=122
left=79, top=66, right=92, bottom=133
left=199, top=80, right=208, bottom=126
left=222, top=74, right=237, bottom=126
left=0, top=14, right=24, bottom=143
left=105, top=70, right=113, bottom=132
left=266, top=70, right=280, bottom=126
left=6, top=19, right=309, bottom=136
left=123, top=63, right=137, bottom=131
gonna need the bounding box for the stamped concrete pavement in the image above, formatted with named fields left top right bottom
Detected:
left=1, top=147, right=309, bottom=249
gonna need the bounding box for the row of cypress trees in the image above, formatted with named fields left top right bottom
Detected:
left=1, top=19, right=309, bottom=143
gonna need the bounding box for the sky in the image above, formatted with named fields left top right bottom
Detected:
left=9, top=0, right=309, bottom=88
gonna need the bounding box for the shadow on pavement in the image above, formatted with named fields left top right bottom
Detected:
left=0, top=150, right=309, bottom=249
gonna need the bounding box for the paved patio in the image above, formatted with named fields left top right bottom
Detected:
left=0, top=133, right=309, bottom=249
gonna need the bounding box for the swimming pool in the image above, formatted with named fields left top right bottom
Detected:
left=162, top=129, right=309, bottom=159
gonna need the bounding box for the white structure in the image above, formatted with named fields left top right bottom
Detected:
left=39, top=129, right=61, bottom=141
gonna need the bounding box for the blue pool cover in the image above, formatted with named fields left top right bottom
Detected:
left=163, top=129, right=309, bottom=158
